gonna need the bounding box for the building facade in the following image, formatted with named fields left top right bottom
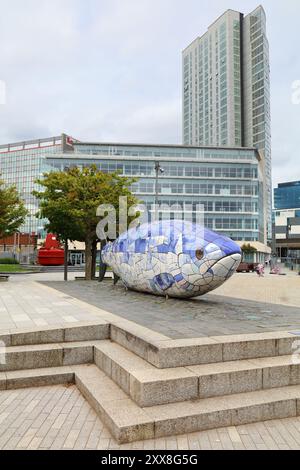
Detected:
left=182, top=6, right=272, bottom=238
left=49, top=139, right=266, bottom=244
left=273, top=208, right=300, bottom=260
left=0, top=135, right=267, bottom=247
left=0, top=134, right=76, bottom=236
left=273, top=181, right=300, bottom=262
left=274, top=181, right=300, bottom=210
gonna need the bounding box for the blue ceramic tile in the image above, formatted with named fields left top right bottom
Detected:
left=101, top=220, right=241, bottom=299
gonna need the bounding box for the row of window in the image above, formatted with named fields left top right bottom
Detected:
left=132, top=182, right=258, bottom=196
left=143, top=200, right=258, bottom=213
left=143, top=209, right=259, bottom=233
left=47, top=160, right=258, bottom=179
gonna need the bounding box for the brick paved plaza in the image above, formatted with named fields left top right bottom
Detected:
left=0, top=272, right=299, bottom=449
left=45, top=272, right=300, bottom=338
left=1, top=384, right=300, bottom=450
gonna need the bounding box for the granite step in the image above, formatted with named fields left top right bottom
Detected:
left=1, top=361, right=298, bottom=444
left=73, top=363, right=300, bottom=444
left=0, top=366, right=74, bottom=390
left=94, top=341, right=199, bottom=407
left=94, top=340, right=300, bottom=406
left=0, top=321, right=110, bottom=347
left=189, top=355, right=300, bottom=398
left=111, top=324, right=299, bottom=368
left=0, top=341, right=103, bottom=372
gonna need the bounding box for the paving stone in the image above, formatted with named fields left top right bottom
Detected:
left=2, top=384, right=300, bottom=449
left=43, top=278, right=300, bottom=339
left=1, top=277, right=300, bottom=449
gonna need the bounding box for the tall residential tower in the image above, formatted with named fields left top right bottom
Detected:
left=182, top=6, right=271, bottom=238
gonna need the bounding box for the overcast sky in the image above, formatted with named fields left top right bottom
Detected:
left=0, top=0, right=299, bottom=187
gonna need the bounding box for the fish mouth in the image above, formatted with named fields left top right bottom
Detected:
left=209, top=253, right=242, bottom=276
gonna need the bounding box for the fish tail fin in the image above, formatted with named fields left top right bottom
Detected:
left=99, top=262, right=107, bottom=282
left=113, top=273, right=120, bottom=285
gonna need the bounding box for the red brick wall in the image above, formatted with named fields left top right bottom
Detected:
left=0, top=233, right=37, bottom=247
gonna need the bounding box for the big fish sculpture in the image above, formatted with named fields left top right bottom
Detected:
left=101, top=220, right=242, bottom=299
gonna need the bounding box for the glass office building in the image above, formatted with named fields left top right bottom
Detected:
left=0, top=134, right=76, bottom=235
left=0, top=134, right=266, bottom=244
left=274, top=181, right=300, bottom=210
left=47, top=138, right=265, bottom=243
left=182, top=6, right=272, bottom=239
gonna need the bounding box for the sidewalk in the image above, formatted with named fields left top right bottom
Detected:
left=215, top=272, right=300, bottom=308
left=0, top=280, right=103, bottom=331
left=0, top=384, right=299, bottom=450
left=0, top=275, right=300, bottom=450
left=0, top=272, right=299, bottom=337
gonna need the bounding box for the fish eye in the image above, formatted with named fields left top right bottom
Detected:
left=195, top=249, right=204, bottom=260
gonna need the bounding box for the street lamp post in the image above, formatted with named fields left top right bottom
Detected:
left=13, top=232, right=17, bottom=261
left=154, top=162, right=164, bottom=222
left=26, top=215, right=32, bottom=265
left=54, top=189, right=68, bottom=281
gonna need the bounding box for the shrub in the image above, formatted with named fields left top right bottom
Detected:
left=241, top=243, right=257, bottom=254
left=0, top=258, right=19, bottom=265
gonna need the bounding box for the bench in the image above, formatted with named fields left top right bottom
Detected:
left=0, top=275, right=9, bottom=282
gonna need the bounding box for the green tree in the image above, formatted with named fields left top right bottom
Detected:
left=0, top=177, right=28, bottom=239
left=34, top=166, right=139, bottom=280
left=241, top=243, right=257, bottom=254
left=33, top=180, right=83, bottom=280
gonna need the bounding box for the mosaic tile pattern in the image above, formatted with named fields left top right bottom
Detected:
left=102, top=220, right=242, bottom=299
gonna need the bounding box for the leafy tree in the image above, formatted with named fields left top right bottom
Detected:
left=33, top=178, right=83, bottom=280
left=34, top=166, right=139, bottom=280
left=241, top=243, right=257, bottom=254
left=0, top=177, right=28, bottom=239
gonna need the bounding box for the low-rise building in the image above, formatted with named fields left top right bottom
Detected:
left=0, top=134, right=270, bottom=262
left=273, top=208, right=300, bottom=260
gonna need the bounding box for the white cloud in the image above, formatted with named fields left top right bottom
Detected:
left=72, top=99, right=182, bottom=143
left=0, top=0, right=299, bottom=190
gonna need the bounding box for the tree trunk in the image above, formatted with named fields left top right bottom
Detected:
left=91, top=240, right=97, bottom=279
left=98, top=240, right=107, bottom=282
left=64, top=239, right=68, bottom=281
left=85, top=237, right=93, bottom=281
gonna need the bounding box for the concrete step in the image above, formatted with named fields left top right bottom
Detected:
left=73, top=363, right=300, bottom=444
left=3, top=320, right=298, bottom=369
left=0, top=321, right=110, bottom=347
left=94, top=341, right=199, bottom=407
left=0, top=341, right=103, bottom=372
left=189, top=355, right=300, bottom=398
left=111, top=324, right=299, bottom=368
left=94, top=340, right=300, bottom=405
left=0, top=366, right=74, bottom=390
left=2, top=361, right=298, bottom=444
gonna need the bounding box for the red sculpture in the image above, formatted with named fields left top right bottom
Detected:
left=37, top=234, right=65, bottom=266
